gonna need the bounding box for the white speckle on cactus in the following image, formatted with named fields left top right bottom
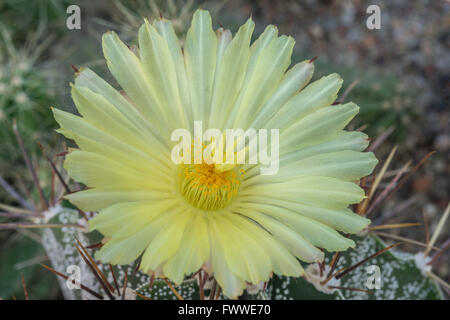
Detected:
left=413, top=252, right=432, bottom=276
left=76, top=218, right=89, bottom=232
left=103, top=287, right=136, bottom=300
left=41, top=204, right=63, bottom=223
left=41, top=207, right=98, bottom=299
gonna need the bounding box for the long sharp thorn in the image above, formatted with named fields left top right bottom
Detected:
left=40, top=263, right=103, bottom=299
left=374, top=231, right=440, bottom=251
left=37, top=142, right=71, bottom=194
left=427, top=272, right=450, bottom=290
left=323, top=235, right=352, bottom=284
left=13, top=120, right=48, bottom=211
left=122, top=271, right=128, bottom=300
left=368, top=126, right=395, bottom=152
left=0, top=203, right=33, bottom=214
left=75, top=244, right=115, bottom=300
left=428, top=239, right=450, bottom=266
left=425, top=202, right=450, bottom=257
left=164, top=278, right=184, bottom=300
left=374, top=197, right=417, bottom=225
left=0, top=223, right=83, bottom=230
left=75, top=238, right=115, bottom=294
left=443, top=286, right=450, bottom=297
left=322, top=252, right=341, bottom=284
left=37, top=143, right=89, bottom=221
left=50, top=166, right=55, bottom=206
left=133, top=259, right=141, bottom=277
left=318, top=261, right=324, bottom=277
left=135, top=291, right=151, bottom=300
left=369, top=145, right=397, bottom=196
left=0, top=175, right=34, bottom=211
left=21, top=274, right=29, bottom=300
left=0, top=211, right=34, bottom=219
left=366, top=161, right=411, bottom=216
left=337, top=79, right=359, bottom=104
left=384, top=151, right=435, bottom=204
left=362, top=145, right=398, bottom=215
left=109, top=264, right=120, bottom=294
left=356, top=124, right=368, bottom=132
left=369, top=223, right=422, bottom=231
left=335, top=243, right=402, bottom=280
left=208, top=279, right=217, bottom=300
left=423, top=210, right=430, bottom=245
left=199, top=272, right=205, bottom=300
left=77, top=208, right=89, bottom=221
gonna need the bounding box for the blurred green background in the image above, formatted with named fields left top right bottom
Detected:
left=0, top=0, right=448, bottom=299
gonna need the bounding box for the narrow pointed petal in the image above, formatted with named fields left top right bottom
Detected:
left=269, top=73, right=343, bottom=130
left=208, top=19, right=254, bottom=128
left=184, top=9, right=217, bottom=121
left=139, top=20, right=188, bottom=131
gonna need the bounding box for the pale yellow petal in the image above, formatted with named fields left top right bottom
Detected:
left=231, top=207, right=323, bottom=263
left=226, top=213, right=304, bottom=277
left=280, top=102, right=359, bottom=154
left=140, top=209, right=192, bottom=271
left=240, top=176, right=365, bottom=209
left=52, top=108, right=170, bottom=168
left=268, top=73, right=343, bottom=130
left=64, top=150, right=172, bottom=192
left=227, top=35, right=295, bottom=128
left=210, top=214, right=272, bottom=284
left=184, top=9, right=217, bottom=121
left=250, top=60, right=315, bottom=129
left=153, top=18, right=192, bottom=129
left=66, top=188, right=173, bottom=212
left=96, top=206, right=181, bottom=265
left=88, top=199, right=179, bottom=237
left=74, top=67, right=162, bottom=140
left=102, top=31, right=169, bottom=137
left=209, top=222, right=246, bottom=298
left=163, top=213, right=210, bottom=284
left=233, top=202, right=355, bottom=251
left=248, top=150, right=377, bottom=184
left=234, top=197, right=370, bottom=234
left=208, top=18, right=254, bottom=128
left=138, top=20, right=188, bottom=131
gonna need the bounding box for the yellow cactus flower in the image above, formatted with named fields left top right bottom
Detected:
left=53, top=9, right=377, bottom=298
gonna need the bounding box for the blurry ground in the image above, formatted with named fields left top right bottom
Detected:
left=0, top=0, right=448, bottom=299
